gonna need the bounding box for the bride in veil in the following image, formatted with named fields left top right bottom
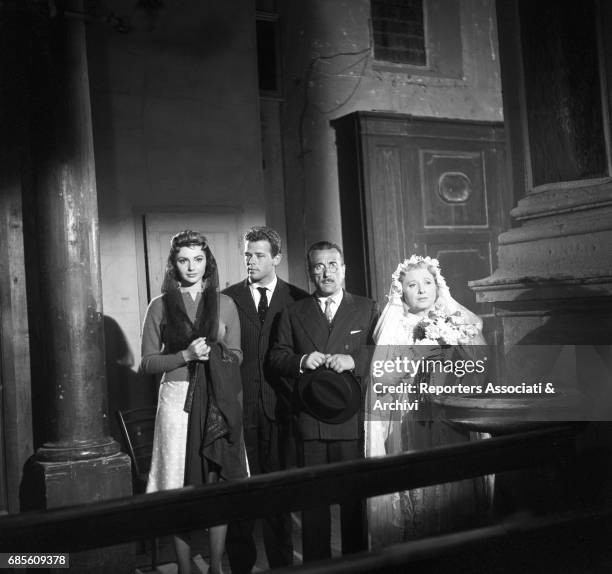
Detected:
left=366, top=255, right=489, bottom=547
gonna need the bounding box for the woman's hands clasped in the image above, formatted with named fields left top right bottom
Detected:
left=183, top=337, right=211, bottom=362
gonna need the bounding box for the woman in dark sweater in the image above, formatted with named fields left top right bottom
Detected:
left=141, top=230, right=245, bottom=574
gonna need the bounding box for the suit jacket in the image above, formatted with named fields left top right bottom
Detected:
left=267, top=291, right=379, bottom=440
left=223, top=277, right=309, bottom=422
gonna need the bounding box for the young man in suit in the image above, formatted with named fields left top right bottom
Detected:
left=223, top=226, right=309, bottom=573
left=268, top=240, right=379, bottom=562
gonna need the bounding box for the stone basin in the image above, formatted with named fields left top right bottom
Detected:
left=431, top=390, right=590, bottom=435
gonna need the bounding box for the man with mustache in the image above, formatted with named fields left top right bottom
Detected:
left=223, top=226, right=308, bottom=573
left=268, top=241, right=378, bottom=562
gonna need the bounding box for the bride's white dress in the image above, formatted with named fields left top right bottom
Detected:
left=366, top=301, right=492, bottom=548
left=366, top=308, right=423, bottom=546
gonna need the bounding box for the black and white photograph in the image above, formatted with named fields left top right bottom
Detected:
left=1, top=0, right=611, bottom=572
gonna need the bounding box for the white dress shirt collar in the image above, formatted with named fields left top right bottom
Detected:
left=317, top=289, right=343, bottom=318
left=249, top=275, right=278, bottom=305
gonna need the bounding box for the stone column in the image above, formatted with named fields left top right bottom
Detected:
left=20, top=1, right=133, bottom=571
left=470, top=0, right=612, bottom=348
left=469, top=0, right=612, bottom=516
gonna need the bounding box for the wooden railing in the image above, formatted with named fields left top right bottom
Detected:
left=0, top=425, right=583, bottom=553
left=268, top=507, right=612, bottom=573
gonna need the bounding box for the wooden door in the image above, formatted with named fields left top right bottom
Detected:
left=334, top=112, right=510, bottom=344
left=142, top=211, right=244, bottom=301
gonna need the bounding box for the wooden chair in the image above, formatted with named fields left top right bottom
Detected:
left=116, top=406, right=158, bottom=569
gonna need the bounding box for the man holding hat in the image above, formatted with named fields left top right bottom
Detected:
left=268, top=240, right=378, bottom=562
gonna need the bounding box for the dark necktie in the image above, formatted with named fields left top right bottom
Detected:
left=257, top=287, right=268, bottom=324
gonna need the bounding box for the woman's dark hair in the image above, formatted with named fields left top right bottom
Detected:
left=161, top=230, right=219, bottom=342
left=162, top=230, right=218, bottom=293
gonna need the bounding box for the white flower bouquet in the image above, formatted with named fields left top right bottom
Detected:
left=412, top=304, right=480, bottom=346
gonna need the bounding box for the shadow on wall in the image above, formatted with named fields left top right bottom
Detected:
left=509, top=286, right=612, bottom=404
left=104, top=316, right=158, bottom=443
left=494, top=286, right=612, bottom=517
left=514, top=288, right=612, bottom=347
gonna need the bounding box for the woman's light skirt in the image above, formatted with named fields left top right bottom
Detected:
left=146, top=379, right=190, bottom=492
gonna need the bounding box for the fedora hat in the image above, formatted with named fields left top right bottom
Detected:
left=297, top=368, right=362, bottom=424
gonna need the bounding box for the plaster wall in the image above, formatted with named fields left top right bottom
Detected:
left=86, top=0, right=264, bottom=411
left=280, top=0, right=503, bottom=286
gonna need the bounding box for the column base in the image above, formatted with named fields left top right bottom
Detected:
left=35, top=436, right=122, bottom=462
left=469, top=189, right=612, bottom=347
left=21, top=452, right=135, bottom=574
left=468, top=187, right=612, bottom=516
left=470, top=275, right=612, bottom=346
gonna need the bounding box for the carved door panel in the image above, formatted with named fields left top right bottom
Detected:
left=333, top=112, right=510, bottom=345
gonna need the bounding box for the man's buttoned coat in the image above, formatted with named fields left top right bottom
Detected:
left=267, top=291, right=378, bottom=440
left=223, top=278, right=309, bottom=423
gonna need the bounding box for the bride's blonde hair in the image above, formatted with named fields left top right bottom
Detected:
left=389, top=255, right=451, bottom=308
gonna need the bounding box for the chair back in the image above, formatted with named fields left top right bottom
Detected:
left=116, top=406, right=157, bottom=491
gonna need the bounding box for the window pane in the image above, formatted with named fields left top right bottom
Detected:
left=256, top=19, right=278, bottom=93
left=372, top=0, right=426, bottom=66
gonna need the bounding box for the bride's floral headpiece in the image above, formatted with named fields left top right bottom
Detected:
left=391, top=255, right=440, bottom=281
left=388, top=255, right=449, bottom=300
